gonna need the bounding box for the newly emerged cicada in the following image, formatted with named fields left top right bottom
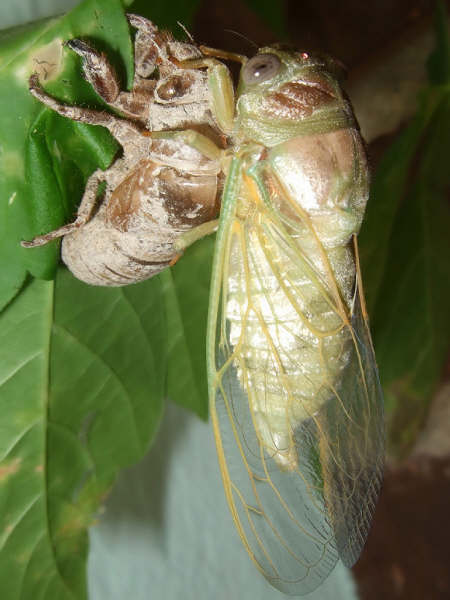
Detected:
left=171, top=47, right=384, bottom=595
left=23, top=17, right=384, bottom=596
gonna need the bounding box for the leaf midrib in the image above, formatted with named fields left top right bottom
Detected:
left=43, top=282, right=77, bottom=599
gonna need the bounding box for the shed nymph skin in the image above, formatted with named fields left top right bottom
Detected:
left=22, top=15, right=224, bottom=285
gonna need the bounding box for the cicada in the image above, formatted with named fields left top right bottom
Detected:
left=23, top=19, right=384, bottom=595
left=169, top=47, right=385, bottom=595
left=22, top=15, right=222, bottom=285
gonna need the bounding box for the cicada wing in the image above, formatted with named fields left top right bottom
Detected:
left=211, top=346, right=341, bottom=595
left=209, top=224, right=339, bottom=595
left=208, top=171, right=384, bottom=594
left=313, top=274, right=384, bottom=566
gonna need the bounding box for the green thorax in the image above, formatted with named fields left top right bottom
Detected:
left=233, top=47, right=355, bottom=147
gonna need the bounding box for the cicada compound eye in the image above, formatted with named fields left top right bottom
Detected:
left=242, top=53, right=281, bottom=85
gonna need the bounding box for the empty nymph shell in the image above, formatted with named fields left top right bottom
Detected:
left=22, top=15, right=222, bottom=286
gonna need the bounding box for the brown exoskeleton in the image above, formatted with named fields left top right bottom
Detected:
left=22, top=15, right=223, bottom=286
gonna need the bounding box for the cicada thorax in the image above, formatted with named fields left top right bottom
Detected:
left=226, top=98, right=369, bottom=469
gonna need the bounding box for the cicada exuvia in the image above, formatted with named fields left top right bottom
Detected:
left=22, top=15, right=223, bottom=285
left=170, top=47, right=385, bottom=595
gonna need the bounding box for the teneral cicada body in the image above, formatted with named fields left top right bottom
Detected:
left=188, top=49, right=385, bottom=594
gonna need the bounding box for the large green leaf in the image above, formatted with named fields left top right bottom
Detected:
left=161, top=235, right=215, bottom=420
left=243, top=0, right=287, bottom=39
left=0, top=268, right=165, bottom=599
left=427, top=0, right=450, bottom=85
left=359, top=5, right=450, bottom=456
left=0, top=0, right=132, bottom=307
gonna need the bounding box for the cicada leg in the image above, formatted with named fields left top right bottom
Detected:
left=126, top=14, right=159, bottom=79
left=171, top=55, right=236, bottom=135
left=198, top=45, right=246, bottom=64
left=149, top=128, right=224, bottom=251
left=64, top=38, right=155, bottom=123
left=174, top=219, right=220, bottom=252
left=150, top=129, right=224, bottom=162
left=67, top=17, right=165, bottom=123
left=65, top=39, right=120, bottom=105
left=61, top=16, right=165, bottom=124
left=21, top=169, right=105, bottom=248
left=28, top=74, right=144, bottom=148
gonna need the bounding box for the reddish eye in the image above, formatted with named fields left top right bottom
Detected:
left=300, top=52, right=309, bottom=60
left=242, top=53, right=281, bottom=85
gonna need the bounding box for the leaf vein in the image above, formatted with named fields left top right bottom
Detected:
left=52, top=323, right=142, bottom=451
left=0, top=350, right=42, bottom=388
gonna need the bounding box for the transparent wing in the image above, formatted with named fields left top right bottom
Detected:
left=207, top=168, right=384, bottom=595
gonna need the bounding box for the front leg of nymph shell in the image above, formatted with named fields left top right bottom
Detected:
left=65, top=39, right=120, bottom=104
left=21, top=168, right=107, bottom=247
left=64, top=39, right=150, bottom=123
left=126, top=14, right=159, bottom=78
left=174, top=56, right=235, bottom=135
left=28, top=74, right=145, bottom=149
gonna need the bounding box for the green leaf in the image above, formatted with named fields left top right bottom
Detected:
left=243, top=0, right=288, bottom=39
left=0, top=0, right=132, bottom=304
left=426, top=0, right=450, bottom=85
left=0, top=264, right=26, bottom=313
left=359, top=7, right=450, bottom=457
left=160, top=235, right=215, bottom=420
left=359, top=90, right=445, bottom=315
left=0, top=268, right=166, bottom=599
left=360, top=85, right=450, bottom=457
left=127, top=0, right=202, bottom=32
left=23, top=106, right=119, bottom=280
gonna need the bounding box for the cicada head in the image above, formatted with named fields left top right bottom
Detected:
left=235, top=48, right=353, bottom=146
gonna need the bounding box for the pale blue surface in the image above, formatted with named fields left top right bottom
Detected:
left=88, top=403, right=359, bottom=600
left=0, top=0, right=80, bottom=29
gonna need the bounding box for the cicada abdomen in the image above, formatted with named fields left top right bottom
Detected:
left=225, top=125, right=369, bottom=467
left=61, top=155, right=219, bottom=285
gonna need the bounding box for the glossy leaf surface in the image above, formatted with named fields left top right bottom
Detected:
left=0, top=0, right=132, bottom=306
left=0, top=268, right=165, bottom=599
left=161, top=235, right=215, bottom=420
